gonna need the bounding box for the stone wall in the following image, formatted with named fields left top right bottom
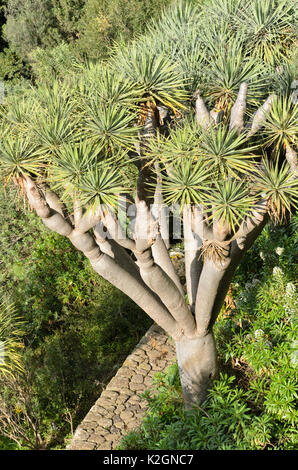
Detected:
left=67, top=324, right=176, bottom=450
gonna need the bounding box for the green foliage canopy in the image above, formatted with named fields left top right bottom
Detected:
left=0, top=0, right=297, bottom=233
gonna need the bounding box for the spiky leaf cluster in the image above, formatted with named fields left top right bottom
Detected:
left=263, top=96, right=298, bottom=153
left=0, top=0, right=296, bottom=225
left=234, top=0, right=297, bottom=65
left=111, top=42, right=189, bottom=111
left=254, top=159, right=298, bottom=223
left=161, top=157, right=211, bottom=206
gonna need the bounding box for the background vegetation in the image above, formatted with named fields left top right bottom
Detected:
left=0, top=0, right=171, bottom=82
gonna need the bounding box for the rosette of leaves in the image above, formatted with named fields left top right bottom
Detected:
left=0, top=132, right=44, bottom=185
left=0, top=92, right=40, bottom=131
left=77, top=64, right=145, bottom=111
left=77, top=66, right=145, bottom=152
left=201, top=38, right=268, bottom=112
left=146, top=1, right=206, bottom=92
left=147, top=0, right=201, bottom=50
left=203, top=0, right=244, bottom=27
left=271, top=61, right=298, bottom=97
left=77, top=159, right=128, bottom=213
left=32, top=84, right=81, bottom=154
left=49, top=141, right=102, bottom=199
left=254, top=158, right=298, bottom=223
left=147, top=116, right=203, bottom=166
left=83, top=101, right=139, bottom=152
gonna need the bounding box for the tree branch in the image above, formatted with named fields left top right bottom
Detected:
left=233, top=200, right=268, bottom=250
left=246, top=95, right=276, bottom=137
left=191, top=205, right=213, bottom=240
left=195, top=255, right=231, bottom=336
left=151, top=234, right=184, bottom=295
left=23, top=176, right=183, bottom=339
left=99, top=209, right=136, bottom=252
left=73, top=198, right=83, bottom=226
left=229, top=82, right=247, bottom=134
left=183, top=206, right=203, bottom=313
left=194, top=90, right=211, bottom=129
left=285, top=143, right=298, bottom=177
left=134, top=201, right=196, bottom=338
left=41, top=184, right=72, bottom=223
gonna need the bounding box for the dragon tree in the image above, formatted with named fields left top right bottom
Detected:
left=0, top=0, right=297, bottom=406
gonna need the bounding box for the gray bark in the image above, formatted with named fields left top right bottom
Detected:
left=176, top=332, right=218, bottom=406
left=23, top=171, right=269, bottom=406
left=195, top=257, right=231, bottom=336
left=178, top=212, right=268, bottom=405
left=153, top=161, right=170, bottom=248
left=19, top=87, right=274, bottom=408
left=151, top=235, right=184, bottom=295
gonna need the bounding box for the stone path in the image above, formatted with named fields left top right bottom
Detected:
left=67, top=324, right=176, bottom=450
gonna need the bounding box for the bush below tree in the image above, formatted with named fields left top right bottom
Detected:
left=119, top=218, right=298, bottom=450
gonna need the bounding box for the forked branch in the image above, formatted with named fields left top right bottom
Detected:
left=23, top=175, right=184, bottom=340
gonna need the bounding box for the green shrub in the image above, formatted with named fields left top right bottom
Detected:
left=119, top=219, right=298, bottom=451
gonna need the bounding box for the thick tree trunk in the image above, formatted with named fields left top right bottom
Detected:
left=175, top=212, right=268, bottom=407
left=175, top=331, right=218, bottom=407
